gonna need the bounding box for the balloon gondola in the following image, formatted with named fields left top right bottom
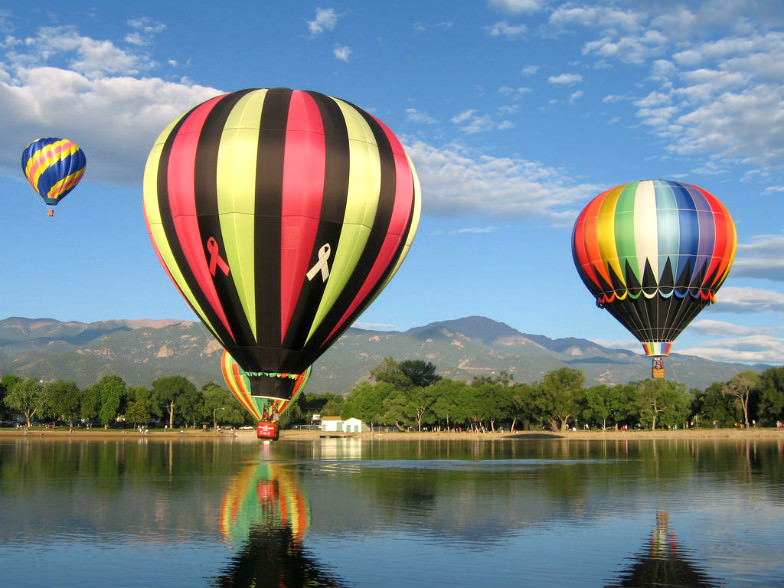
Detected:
left=572, top=180, right=736, bottom=378
left=143, top=88, right=421, bottom=406
left=21, top=137, right=86, bottom=216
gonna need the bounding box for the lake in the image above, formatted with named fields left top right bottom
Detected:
left=0, top=435, right=782, bottom=587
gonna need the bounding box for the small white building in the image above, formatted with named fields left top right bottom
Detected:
left=321, top=416, right=365, bottom=433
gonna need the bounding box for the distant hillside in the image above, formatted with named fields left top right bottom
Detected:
left=0, top=316, right=762, bottom=393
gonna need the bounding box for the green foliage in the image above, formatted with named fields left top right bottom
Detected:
left=722, top=371, right=761, bottom=428
left=3, top=377, right=44, bottom=426
left=755, top=367, right=784, bottom=426
left=634, top=379, right=690, bottom=430
left=692, top=382, right=740, bottom=427
left=43, top=380, right=81, bottom=425
left=152, top=376, right=199, bottom=429
left=371, top=357, right=441, bottom=390
left=535, top=368, right=586, bottom=431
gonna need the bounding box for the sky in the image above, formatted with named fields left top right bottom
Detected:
left=1, top=0, right=783, bottom=367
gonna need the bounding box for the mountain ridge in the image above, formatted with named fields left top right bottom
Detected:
left=0, top=315, right=762, bottom=392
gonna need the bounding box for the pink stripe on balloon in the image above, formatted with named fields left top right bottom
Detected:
left=280, top=90, right=325, bottom=341
left=166, top=95, right=235, bottom=340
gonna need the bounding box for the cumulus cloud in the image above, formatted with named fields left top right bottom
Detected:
left=485, top=21, right=528, bottom=38
left=488, top=0, right=545, bottom=14
left=687, top=319, right=777, bottom=337
left=125, top=18, right=166, bottom=47
left=733, top=234, right=784, bottom=281
left=0, top=27, right=220, bottom=184
left=679, top=335, right=784, bottom=364
left=404, top=140, right=600, bottom=220
left=548, top=73, right=583, bottom=84
left=307, top=8, right=339, bottom=35
left=334, top=45, right=351, bottom=61
left=713, top=286, right=784, bottom=314
left=406, top=108, right=437, bottom=124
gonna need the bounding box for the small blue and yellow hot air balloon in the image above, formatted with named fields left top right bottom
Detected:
left=21, top=137, right=86, bottom=216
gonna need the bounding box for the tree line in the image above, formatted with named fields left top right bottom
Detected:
left=2, top=359, right=783, bottom=431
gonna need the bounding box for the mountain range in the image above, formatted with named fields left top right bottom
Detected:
left=0, top=316, right=762, bottom=393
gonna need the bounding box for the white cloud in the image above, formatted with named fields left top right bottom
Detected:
left=7, top=26, right=155, bottom=77
left=713, top=286, right=784, bottom=314
left=334, top=45, right=351, bottom=61
left=549, top=5, right=643, bottom=32
left=687, top=319, right=777, bottom=337
left=406, top=108, right=436, bottom=124
left=488, top=0, right=545, bottom=14
left=308, top=8, right=339, bottom=36
left=679, top=335, right=784, bottom=364
left=0, top=47, right=219, bottom=184
left=569, top=90, right=583, bottom=103
left=548, top=73, right=582, bottom=84
left=485, top=21, right=527, bottom=38
left=520, top=65, right=538, bottom=75
left=733, top=234, right=784, bottom=281
left=404, top=140, right=600, bottom=220
left=125, top=18, right=166, bottom=46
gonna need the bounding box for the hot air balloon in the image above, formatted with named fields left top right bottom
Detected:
left=143, top=88, right=421, bottom=401
left=571, top=180, right=736, bottom=378
left=221, top=350, right=309, bottom=439
left=21, top=137, right=86, bottom=216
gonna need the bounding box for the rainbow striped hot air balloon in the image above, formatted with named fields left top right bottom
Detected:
left=143, top=88, right=421, bottom=400
left=21, top=138, right=86, bottom=215
left=571, top=180, right=736, bottom=378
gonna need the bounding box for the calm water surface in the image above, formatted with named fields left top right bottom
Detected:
left=1, top=436, right=783, bottom=587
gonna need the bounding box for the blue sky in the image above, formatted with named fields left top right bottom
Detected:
left=1, top=0, right=783, bottom=366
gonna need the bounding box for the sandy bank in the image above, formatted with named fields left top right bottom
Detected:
left=2, top=426, right=781, bottom=442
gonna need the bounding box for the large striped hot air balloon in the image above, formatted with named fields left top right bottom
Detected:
left=144, top=88, right=421, bottom=399
left=571, top=180, right=736, bottom=378
left=21, top=137, right=86, bottom=216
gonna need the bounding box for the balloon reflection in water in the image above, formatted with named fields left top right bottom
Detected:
left=605, top=512, right=723, bottom=588
left=215, top=460, right=345, bottom=588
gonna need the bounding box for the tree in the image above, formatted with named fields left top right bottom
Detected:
left=399, top=360, right=441, bottom=388
left=0, top=375, right=22, bottom=421
left=202, top=381, right=246, bottom=429
left=634, top=379, right=690, bottom=430
left=371, top=357, right=440, bottom=390
left=723, top=371, right=760, bottom=428
left=4, top=377, right=45, bottom=426
left=152, top=376, right=198, bottom=429
left=92, top=375, right=128, bottom=427
left=535, top=368, right=585, bottom=431
left=692, top=382, right=739, bottom=428
left=343, top=382, right=390, bottom=430
left=43, top=380, right=81, bottom=425
left=756, top=367, right=784, bottom=426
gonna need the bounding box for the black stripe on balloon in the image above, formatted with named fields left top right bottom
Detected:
left=280, top=91, right=351, bottom=365
left=193, top=88, right=257, bottom=367
left=323, top=105, right=421, bottom=349
left=253, top=87, right=291, bottom=365
left=154, top=99, right=235, bottom=348
left=299, top=103, right=403, bottom=366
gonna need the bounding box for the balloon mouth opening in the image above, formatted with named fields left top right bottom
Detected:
left=641, top=342, right=672, bottom=357
left=248, top=373, right=300, bottom=400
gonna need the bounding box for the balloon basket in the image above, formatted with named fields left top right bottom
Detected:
left=256, top=420, right=280, bottom=441
left=651, top=357, right=665, bottom=379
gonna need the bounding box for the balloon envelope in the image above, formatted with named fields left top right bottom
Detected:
left=21, top=137, right=86, bottom=208
left=221, top=350, right=309, bottom=421
left=571, top=179, right=736, bottom=361
left=143, top=88, right=421, bottom=398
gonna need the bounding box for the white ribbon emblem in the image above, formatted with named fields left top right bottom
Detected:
left=306, top=243, right=331, bottom=282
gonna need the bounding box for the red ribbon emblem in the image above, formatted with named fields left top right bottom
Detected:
left=207, top=237, right=230, bottom=277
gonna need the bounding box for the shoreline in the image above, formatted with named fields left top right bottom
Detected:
left=1, top=427, right=782, bottom=442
